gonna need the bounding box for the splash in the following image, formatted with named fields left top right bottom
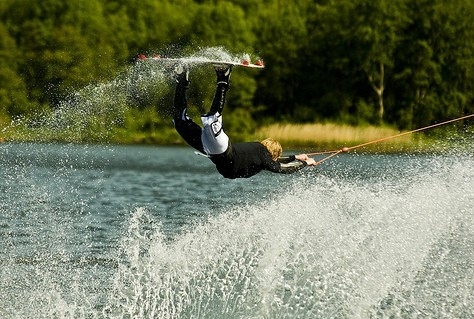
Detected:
left=3, top=62, right=167, bottom=143
left=1, top=152, right=474, bottom=318
left=101, top=155, right=474, bottom=318
left=148, top=46, right=261, bottom=67
left=3, top=46, right=254, bottom=144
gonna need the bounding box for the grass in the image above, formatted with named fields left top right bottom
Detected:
left=2, top=116, right=466, bottom=154
left=254, top=122, right=431, bottom=153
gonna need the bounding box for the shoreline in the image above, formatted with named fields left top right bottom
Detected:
left=1, top=122, right=471, bottom=154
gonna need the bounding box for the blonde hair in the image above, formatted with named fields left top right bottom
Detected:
left=260, top=138, right=282, bottom=160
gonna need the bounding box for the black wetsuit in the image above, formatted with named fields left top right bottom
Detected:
left=210, top=142, right=306, bottom=179
left=172, top=70, right=307, bottom=179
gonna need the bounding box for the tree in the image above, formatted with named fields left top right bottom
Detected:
left=252, top=0, right=311, bottom=121
left=302, top=0, right=409, bottom=125
left=3, top=0, right=122, bottom=107
left=393, top=0, right=474, bottom=129
left=302, top=0, right=368, bottom=123
left=189, top=2, right=258, bottom=111
left=0, top=21, right=31, bottom=118
left=356, top=0, right=409, bottom=124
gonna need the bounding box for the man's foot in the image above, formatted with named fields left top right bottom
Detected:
left=174, top=63, right=189, bottom=85
left=214, top=64, right=232, bottom=85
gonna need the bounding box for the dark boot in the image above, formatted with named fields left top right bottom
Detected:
left=214, top=64, right=232, bottom=86
left=174, top=63, right=189, bottom=86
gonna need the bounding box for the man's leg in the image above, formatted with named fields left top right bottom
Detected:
left=172, top=64, right=205, bottom=154
left=206, top=65, right=232, bottom=116
left=201, top=112, right=229, bottom=155
left=200, top=65, right=232, bottom=155
left=172, top=63, right=190, bottom=119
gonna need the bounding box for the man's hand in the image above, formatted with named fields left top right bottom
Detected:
left=305, top=157, right=317, bottom=166
left=295, top=154, right=317, bottom=166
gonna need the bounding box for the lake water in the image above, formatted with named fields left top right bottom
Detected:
left=1, top=142, right=473, bottom=318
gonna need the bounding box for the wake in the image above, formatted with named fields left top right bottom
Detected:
left=2, top=152, right=473, bottom=318
left=103, top=154, right=474, bottom=318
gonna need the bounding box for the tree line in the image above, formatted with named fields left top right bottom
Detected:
left=1, top=0, right=474, bottom=140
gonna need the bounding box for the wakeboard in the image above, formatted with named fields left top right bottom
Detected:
left=136, top=54, right=265, bottom=69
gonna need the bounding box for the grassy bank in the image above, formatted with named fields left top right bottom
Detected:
left=254, top=123, right=437, bottom=153
left=1, top=118, right=466, bottom=154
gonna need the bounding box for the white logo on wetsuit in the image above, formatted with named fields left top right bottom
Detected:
left=211, top=120, right=222, bottom=136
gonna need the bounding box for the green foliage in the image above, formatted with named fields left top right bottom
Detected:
left=191, top=1, right=255, bottom=51
left=223, top=107, right=257, bottom=142
left=392, top=0, right=474, bottom=129
left=253, top=1, right=310, bottom=119
left=1, top=0, right=474, bottom=143
left=0, top=21, right=29, bottom=118
left=110, top=107, right=180, bottom=144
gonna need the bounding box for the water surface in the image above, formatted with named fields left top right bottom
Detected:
left=1, top=142, right=473, bottom=318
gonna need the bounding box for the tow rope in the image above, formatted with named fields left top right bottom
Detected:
left=306, top=113, right=474, bottom=166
